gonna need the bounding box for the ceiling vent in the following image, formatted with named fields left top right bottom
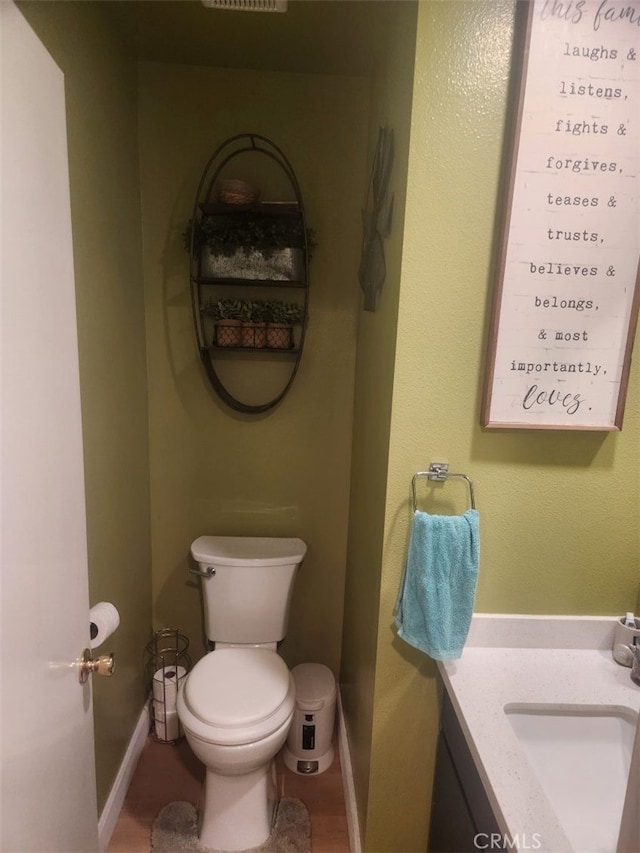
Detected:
left=201, top=0, right=287, bottom=11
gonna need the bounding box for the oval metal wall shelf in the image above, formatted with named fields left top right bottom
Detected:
left=187, top=133, right=309, bottom=414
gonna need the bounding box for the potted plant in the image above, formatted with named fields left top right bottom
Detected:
left=212, top=298, right=243, bottom=347
left=265, top=300, right=303, bottom=350
left=283, top=302, right=304, bottom=326
left=185, top=213, right=316, bottom=282
left=240, top=300, right=266, bottom=349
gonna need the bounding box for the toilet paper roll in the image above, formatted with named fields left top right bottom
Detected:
left=152, top=665, right=187, bottom=709
left=153, top=703, right=181, bottom=742
left=89, top=602, right=120, bottom=649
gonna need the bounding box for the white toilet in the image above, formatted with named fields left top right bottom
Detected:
left=177, top=535, right=307, bottom=851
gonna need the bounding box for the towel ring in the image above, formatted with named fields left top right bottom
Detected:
left=412, top=463, right=476, bottom=512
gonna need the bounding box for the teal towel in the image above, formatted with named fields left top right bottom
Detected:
left=395, top=509, right=479, bottom=661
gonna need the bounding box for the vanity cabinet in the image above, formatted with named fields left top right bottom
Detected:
left=187, top=134, right=310, bottom=414
left=429, top=692, right=502, bottom=853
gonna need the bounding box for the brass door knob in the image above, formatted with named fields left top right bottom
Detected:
left=78, top=648, right=115, bottom=684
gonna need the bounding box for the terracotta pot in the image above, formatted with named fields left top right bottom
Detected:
left=241, top=322, right=267, bottom=348
left=266, top=323, right=292, bottom=349
left=215, top=319, right=242, bottom=347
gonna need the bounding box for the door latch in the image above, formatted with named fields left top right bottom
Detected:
left=78, top=648, right=115, bottom=684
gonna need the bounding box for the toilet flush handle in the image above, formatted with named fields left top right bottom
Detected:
left=78, top=648, right=115, bottom=684
left=189, top=565, right=215, bottom=579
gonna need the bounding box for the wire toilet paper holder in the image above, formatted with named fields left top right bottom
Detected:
left=145, top=628, right=191, bottom=743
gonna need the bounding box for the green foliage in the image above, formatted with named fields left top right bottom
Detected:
left=184, top=213, right=316, bottom=260
left=200, top=298, right=244, bottom=321
left=265, top=301, right=287, bottom=324
left=201, top=298, right=303, bottom=325
left=264, top=300, right=304, bottom=324
left=249, top=300, right=269, bottom=323
left=281, top=302, right=304, bottom=324
left=239, top=301, right=254, bottom=322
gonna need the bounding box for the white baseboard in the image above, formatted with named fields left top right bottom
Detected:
left=337, top=688, right=362, bottom=853
left=98, top=702, right=149, bottom=852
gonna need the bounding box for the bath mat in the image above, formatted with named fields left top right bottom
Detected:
left=151, top=798, right=310, bottom=853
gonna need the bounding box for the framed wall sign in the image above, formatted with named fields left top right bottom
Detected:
left=482, top=0, right=640, bottom=430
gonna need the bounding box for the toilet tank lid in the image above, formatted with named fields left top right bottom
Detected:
left=191, top=536, right=307, bottom=566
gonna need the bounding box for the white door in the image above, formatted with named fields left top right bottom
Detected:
left=0, top=2, right=99, bottom=851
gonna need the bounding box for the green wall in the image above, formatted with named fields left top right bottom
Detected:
left=136, top=62, right=370, bottom=675
left=15, top=1, right=152, bottom=814
left=343, top=1, right=640, bottom=850
left=340, top=0, right=418, bottom=838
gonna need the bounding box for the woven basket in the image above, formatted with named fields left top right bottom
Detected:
left=215, top=179, right=259, bottom=206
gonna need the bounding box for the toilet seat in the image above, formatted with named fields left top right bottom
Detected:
left=180, top=647, right=295, bottom=746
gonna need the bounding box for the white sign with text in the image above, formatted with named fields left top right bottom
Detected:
left=483, top=0, right=640, bottom=430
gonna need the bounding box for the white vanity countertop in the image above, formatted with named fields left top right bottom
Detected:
left=438, top=614, right=640, bottom=852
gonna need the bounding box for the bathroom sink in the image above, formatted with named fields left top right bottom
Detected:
left=505, top=704, right=637, bottom=853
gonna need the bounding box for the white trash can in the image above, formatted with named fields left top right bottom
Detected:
left=283, top=663, right=336, bottom=775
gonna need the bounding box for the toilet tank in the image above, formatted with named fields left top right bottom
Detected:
left=191, top=536, right=307, bottom=645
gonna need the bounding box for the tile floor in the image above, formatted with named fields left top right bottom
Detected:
left=107, top=732, right=350, bottom=852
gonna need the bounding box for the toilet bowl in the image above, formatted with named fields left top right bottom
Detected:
left=177, top=646, right=296, bottom=851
